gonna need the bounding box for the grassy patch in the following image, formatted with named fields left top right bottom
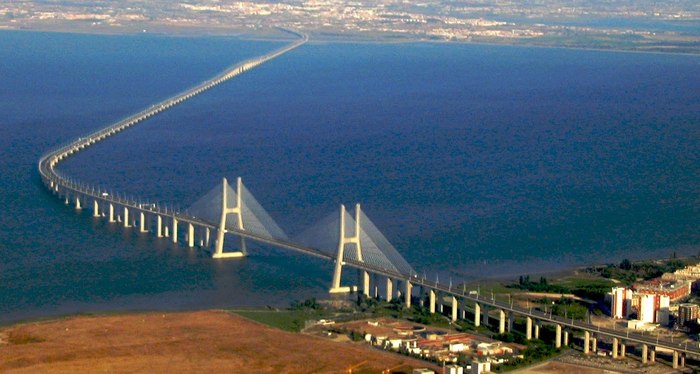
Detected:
left=8, top=331, right=45, bottom=345
left=229, top=309, right=327, bottom=332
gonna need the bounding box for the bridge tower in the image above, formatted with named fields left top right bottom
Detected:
left=214, top=177, right=247, bottom=258
left=329, top=203, right=363, bottom=293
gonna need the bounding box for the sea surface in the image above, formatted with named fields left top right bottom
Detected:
left=0, top=30, right=698, bottom=324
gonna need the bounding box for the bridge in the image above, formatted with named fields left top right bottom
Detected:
left=38, top=31, right=697, bottom=370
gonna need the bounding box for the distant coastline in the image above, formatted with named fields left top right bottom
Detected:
left=3, top=24, right=700, bottom=56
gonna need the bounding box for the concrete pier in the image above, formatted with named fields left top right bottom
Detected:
left=157, top=215, right=163, bottom=237
left=75, top=196, right=81, bottom=210
left=584, top=331, right=590, bottom=354
left=641, top=344, right=647, bottom=364
left=649, top=348, right=655, bottom=363
left=362, top=270, right=370, bottom=297
left=563, top=330, right=569, bottom=347
left=612, top=337, right=619, bottom=359
left=386, top=277, right=393, bottom=301
left=140, top=212, right=147, bottom=233
left=592, top=337, right=597, bottom=353
left=507, top=313, right=513, bottom=333
left=405, top=280, right=412, bottom=308
left=109, top=203, right=115, bottom=223
left=673, top=350, right=679, bottom=369
left=172, top=218, right=178, bottom=243
left=620, top=342, right=625, bottom=358
left=482, top=304, right=489, bottom=327
left=123, top=207, right=130, bottom=228
left=429, top=289, right=436, bottom=314
left=498, top=310, right=506, bottom=334
left=93, top=200, right=99, bottom=217
left=451, top=296, right=458, bottom=322
left=534, top=323, right=540, bottom=339
left=555, top=324, right=562, bottom=348
left=475, top=303, right=481, bottom=327
left=526, top=316, right=532, bottom=340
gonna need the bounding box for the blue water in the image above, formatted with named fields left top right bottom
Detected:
left=1, top=30, right=699, bottom=324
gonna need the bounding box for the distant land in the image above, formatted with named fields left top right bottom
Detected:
left=1, top=0, right=699, bottom=53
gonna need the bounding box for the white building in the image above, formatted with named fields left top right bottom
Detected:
left=639, top=294, right=656, bottom=323
left=611, top=287, right=632, bottom=318
left=471, top=360, right=491, bottom=374
left=445, top=365, right=464, bottom=374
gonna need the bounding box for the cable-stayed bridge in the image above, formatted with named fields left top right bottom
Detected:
left=37, top=31, right=699, bottom=368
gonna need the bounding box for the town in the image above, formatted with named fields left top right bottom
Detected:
left=1, top=0, right=699, bottom=53
left=285, top=257, right=700, bottom=373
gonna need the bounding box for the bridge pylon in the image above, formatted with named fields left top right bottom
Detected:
left=213, top=177, right=247, bottom=259
left=329, top=203, right=363, bottom=293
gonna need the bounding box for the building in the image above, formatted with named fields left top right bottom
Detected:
left=678, top=303, right=699, bottom=326
left=634, top=279, right=691, bottom=302
left=471, top=359, right=491, bottom=374
left=639, top=294, right=656, bottom=323
left=611, top=287, right=633, bottom=319
left=445, top=365, right=464, bottom=374
left=611, top=287, right=670, bottom=325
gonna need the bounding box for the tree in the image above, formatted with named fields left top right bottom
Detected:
left=619, top=258, right=632, bottom=270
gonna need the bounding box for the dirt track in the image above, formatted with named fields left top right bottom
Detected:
left=0, top=310, right=432, bottom=373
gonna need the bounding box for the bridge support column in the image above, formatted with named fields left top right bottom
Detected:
left=172, top=218, right=178, bottom=243
left=555, top=324, right=562, bottom=348
left=475, top=303, right=481, bottom=327
left=123, top=207, right=130, bottom=228
left=75, top=196, right=81, bottom=210
left=619, top=342, right=625, bottom=358
left=93, top=200, right=99, bottom=217
left=157, top=215, right=163, bottom=237
left=563, top=330, right=569, bottom=347
left=649, top=347, right=655, bottom=363
left=140, top=212, right=147, bottom=233
left=612, top=337, right=618, bottom=359
left=164, top=225, right=169, bottom=237
left=362, top=271, right=370, bottom=297
left=534, top=323, right=540, bottom=339
left=205, top=228, right=210, bottom=247
left=680, top=352, right=686, bottom=368
left=429, top=289, right=436, bottom=314
left=507, top=312, right=514, bottom=333
left=329, top=203, right=361, bottom=292
left=591, top=336, right=597, bottom=353
left=673, top=350, right=678, bottom=369
left=405, top=280, right=412, bottom=308
left=385, top=278, right=393, bottom=301
left=482, top=305, right=489, bottom=327
left=451, top=296, right=458, bottom=322
left=584, top=331, right=590, bottom=354
left=214, top=177, right=246, bottom=259
left=526, top=316, right=532, bottom=340
left=641, top=344, right=647, bottom=364
left=498, top=310, right=506, bottom=334
left=109, top=203, right=115, bottom=223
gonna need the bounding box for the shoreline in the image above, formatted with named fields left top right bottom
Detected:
left=2, top=25, right=700, bottom=57
left=4, top=253, right=696, bottom=328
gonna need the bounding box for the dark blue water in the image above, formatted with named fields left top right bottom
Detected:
left=1, top=31, right=699, bottom=324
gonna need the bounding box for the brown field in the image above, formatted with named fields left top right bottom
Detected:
left=0, top=310, right=435, bottom=373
